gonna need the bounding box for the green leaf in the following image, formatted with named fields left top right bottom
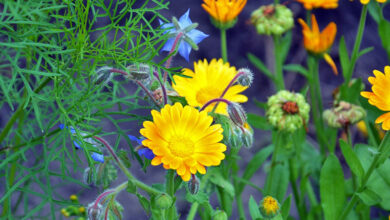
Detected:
left=339, top=78, right=364, bottom=103
left=339, top=36, right=350, bottom=79
left=247, top=113, right=272, bottom=130
left=378, top=18, right=390, bottom=59
left=185, top=191, right=208, bottom=204
left=357, top=47, right=374, bottom=59
left=339, top=139, right=365, bottom=179
left=237, top=145, right=273, bottom=195
left=281, top=195, right=292, bottom=219
left=283, top=64, right=309, bottom=78
left=266, top=162, right=290, bottom=201
left=357, top=188, right=382, bottom=206
left=126, top=180, right=137, bottom=194
left=248, top=196, right=262, bottom=220
left=137, top=193, right=150, bottom=215
left=209, top=172, right=235, bottom=198
left=279, top=31, right=292, bottom=63
left=247, top=53, right=274, bottom=80
left=320, top=154, right=345, bottom=220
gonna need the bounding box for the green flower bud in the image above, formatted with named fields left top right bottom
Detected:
left=210, top=17, right=237, bottom=30
left=237, top=68, right=254, bottom=87
left=323, top=101, right=366, bottom=128
left=188, top=175, right=200, bottom=195
left=227, top=102, right=247, bottom=127
left=260, top=196, right=280, bottom=219
left=212, top=210, right=228, bottom=220
left=126, top=63, right=152, bottom=84
left=266, top=90, right=310, bottom=132
left=94, top=66, right=114, bottom=86
left=251, top=4, right=294, bottom=35
left=155, top=194, right=173, bottom=209
left=228, top=125, right=244, bottom=148
left=87, top=203, right=102, bottom=220
left=242, top=124, right=254, bottom=148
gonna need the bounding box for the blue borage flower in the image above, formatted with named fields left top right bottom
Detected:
left=128, top=135, right=155, bottom=160
left=59, top=124, right=105, bottom=163
left=159, top=9, right=208, bottom=61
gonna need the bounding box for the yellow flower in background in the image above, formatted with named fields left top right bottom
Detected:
left=172, top=58, right=248, bottom=115
left=296, top=0, right=338, bottom=10
left=202, top=0, right=247, bottom=23
left=298, top=14, right=338, bottom=75
left=360, top=0, right=386, bottom=5
left=361, top=66, right=390, bottom=130
left=140, top=103, right=226, bottom=181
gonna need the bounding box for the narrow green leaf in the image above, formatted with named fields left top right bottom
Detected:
left=279, top=31, right=292, bottom=63
left=283, top=64, right=309, bottom=78
left=247, top=53, right=274, bottom=80
left=249, top=196, right=261, bottom=220
left=209, top=172, right=235, bottom=198
left=281, top=195, right=292, bottom=219
left=247, top=113, right=272, bottom=130
left=320, top=154, right=346, bottom=220
left=339, top=139, right=365, bottom=179
left=137, top=193, right=150, bottom=215
left=357, top=188, right=382, bottom=206
left=357, top=47, right=374, bottom=58
left=339, top=36, right=350, bottom=79
left=378, top=18, right=390, bottom=59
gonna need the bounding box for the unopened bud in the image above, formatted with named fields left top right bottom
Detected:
left=237, top=68, right=254, bottom=87
left=87, top=203, right=102, bottom=220
left=212, top=210, right=228, bottom=220
left=323, top=101, right=366, bottom=128
left=126, top=63, right=152, bottom=83
left=260, top=196, right=280, bottom=218
left=228, top=125, right=243, bottom=148
left=251, top=4, right=294, bottom=36
left=155, top=194, right=173, bottom=209
left=70, top=194, right=78, bottom=202
left=242, top=124, right=254, bottom=148
left=227, top=102, right=247, bottom=127
left=188, top=175, right=200, bottom=195
left=94, top=66, right=114, bottom=85
left=83, top=167, right=94, bottom=185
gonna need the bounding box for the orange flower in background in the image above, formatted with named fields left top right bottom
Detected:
left=298, top=14, right=338, bottom=75
left=360, top=0, right=386, bottom=4
left=202, top=0, right=247, bottom=23
left=361, top=66, right=390, bottom=130
left=296, top=0, right=338, bottom=10
left=140, top=103, right=226, bottom=181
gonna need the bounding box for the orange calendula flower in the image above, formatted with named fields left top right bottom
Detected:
left=202, top=0, right=246, bottom=23
left=298, top=14, right=338, bottom=75
left=361, top=66, right=390, bottom=130
left=296, top=0, right=338, bottom=10
left=140, top=103, right=226, bottom=181
left=172, top=58, right=248, bottom=115
left=360, top=0, right=386, bottom=4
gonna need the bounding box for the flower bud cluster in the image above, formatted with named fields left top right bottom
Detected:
left=323, top=101, right=366, bottom=128
left=251, top=4, right=294, bottom=35
left=60, top=195, right=86, bottom=219
left=266, top=90, right=310, bottom=132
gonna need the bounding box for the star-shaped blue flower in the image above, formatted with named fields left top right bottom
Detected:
left=128, top=135, right=155, bottom=160
left=160, top=9, right=208, bottom=61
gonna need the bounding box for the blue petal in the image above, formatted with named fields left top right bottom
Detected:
left=161, top=38, right=176, bottom=52
left=159, top=19, right=175, bottom=34
left=59, top=124, right=65, bottom=130
left=73, top=140, right=81, bottom=149
left=91, top=153, right=104, bottom=163
left=179, top=9, right=192, bottom=28
left=187, top=29, right=209, bottom=44
left=128, top=135, right=144, bottom=145
left=178, top=42, right=192, bottom=62
left=138, top=148, right=155, bottom=160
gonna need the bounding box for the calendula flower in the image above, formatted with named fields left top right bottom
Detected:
left=361, top=66, right=390, bottom=130
left=140, top=103, right=226, bottom=181
left=298, top=14, right=338, bottom=75
left=260, top=196, right=280, bottom=218
left=360, top=0, right=386, bottom=4
left=202, top=0, right=247, bottom=28
left=296, top=0, right=338, bottom=10
left=160, top=9, right=208, bottom=61
left=172, top=58, right=248, bottom=115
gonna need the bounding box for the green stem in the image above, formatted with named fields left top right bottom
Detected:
left=186, top=202, right=199, bottom=220
left=236, top=194, right=246, bottom=220
left=265, top=131, right=281, bottom=194
left=345, top=5, right=367, bottom=83
left=288, top=158, right=305, bottom=220
left=221, top=28, right=228, bottom=62
left=166, top=170, right=177, bottom=220
left=273, top=35, right=285, bottom=90
left=338, top=132, right=390, bottom=220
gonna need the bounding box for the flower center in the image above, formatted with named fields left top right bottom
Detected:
left=282, top=101, right=299, bottom=114
left=196, top=87, right=222, bottom=105
left=168, top=136, right=195, bottom=157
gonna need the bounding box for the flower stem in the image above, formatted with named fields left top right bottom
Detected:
left=153, top=71, right=168, bottom=105
left=186, top=202, right=199, bottom=220
left=200, top=98, right=231, bottom=112
left=345, top=5, right=367, bottom=83
left=221, top=28, right=228, bottom=62
left=273, top=35, right=285, bottom=90
left=338, top=132, right=390, bottom=220
left=288, top=157, right=305, bottom=220
left=164, top=32, right=184, bottom=82
left=211, top=70, right=245, bottom=113
left=165, top=170, right=177, bottom=220
left=265, top=131, right=282, bottom=194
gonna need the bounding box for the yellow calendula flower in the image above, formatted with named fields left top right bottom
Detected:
left=361, top=66, right=390, bottom=130
left=260, top=196, right=280, bottom=218
left=202, top=0, right=246, bottom=26
left=360, top=0, right=386, bottom=5
left=172, top=58, right=248, bottom=115
left=140, top=103, right=227, bottom=181
left=296, top=0, right=338, bottom=10
left=298, top=14, right=338, bottom=75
